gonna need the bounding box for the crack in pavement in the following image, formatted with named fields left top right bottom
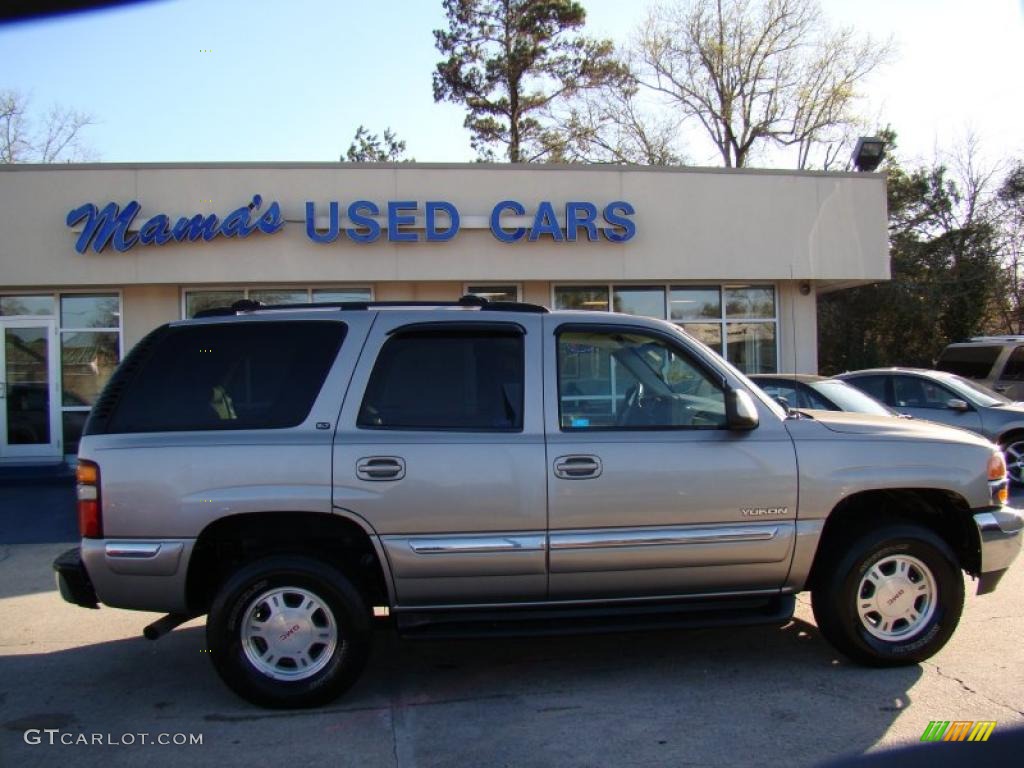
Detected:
left=923, top=661, right=1024, bottom=717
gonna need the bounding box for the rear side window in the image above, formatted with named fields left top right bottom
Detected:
left=846, top=375, right=889, bottom=405
left=358, top=330, right=524, bottom=431
left=936, top=345, right=1001, bottom=378
left=1000, top=347, right=1024, bottom=382
left=107, top=321, right=345, bottom=433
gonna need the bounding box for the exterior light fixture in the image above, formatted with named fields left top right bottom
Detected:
left=852, top=137, right=886, bottom=172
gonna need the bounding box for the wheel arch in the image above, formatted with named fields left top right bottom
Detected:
left=186, top=510, right=393, bottom=615
left=804, top=488, right=980, bottom=592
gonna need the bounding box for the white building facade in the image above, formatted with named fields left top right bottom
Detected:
left=0, top=162, right=888, bottom=462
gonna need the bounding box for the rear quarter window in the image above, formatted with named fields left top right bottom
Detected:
left=105, top=321, right=345, bottom=433
left=936, top=345, right=1001, bottom=379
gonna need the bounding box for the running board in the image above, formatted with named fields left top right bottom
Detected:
left=396, top=594, right=795, bottom=640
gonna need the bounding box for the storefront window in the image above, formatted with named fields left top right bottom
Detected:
left=185, top=288, right=373, bottom=317
left=1, top=295, right=55, bottom=316
left=613, top=286, right=665, bottom=318
left=725, top=322, right=777, bottom=373
left=553, top=283, right=777, bottom=374
left=61, top=331, right=120, bottom=406
left=725, top=286, right=775, bottom=319
left=554, top=286, right=609, bottom=311
left=185, top=291, right=245, bottom=318
left=58, top=293, right=121, bottom=454
left=465, top=285, right=519, bottom=303
left=249, top=289, right=309, bottom=306
left=670, top=287, right=721, bottom=321
left=60, top=294, right=120, bottom=328
left=312, top=288, right=372, bottom=304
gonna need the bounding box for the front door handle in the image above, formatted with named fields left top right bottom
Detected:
left=553, top=454, right=602, bottom=479
left=356, top=456, right=406, bottom=481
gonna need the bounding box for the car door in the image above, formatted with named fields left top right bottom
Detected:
left=889, top=374, right=984, bottom=432
left=332, top=311, right=547, bottom=606
left=543, top=318, right=798, bottom=600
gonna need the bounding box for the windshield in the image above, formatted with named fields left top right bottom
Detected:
left=940, top=373, right=1013, bottom=406
left=812, top=380, right=894, bottom=416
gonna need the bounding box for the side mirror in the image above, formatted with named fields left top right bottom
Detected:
left=726, top=388, right=760, bottom=430
left=947, top=398, right=970, bottom=412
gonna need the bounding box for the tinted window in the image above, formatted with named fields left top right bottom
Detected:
left=846, top=375, right=889, bottom=404
left=1001, top=347, right=1024, bottom=382
left=358, top=330, right=523, bottom=431
left=757, top=380, right=799, bottom=408
left=108, top=321, right=344, bottom=433
left=799, top=384, right=836, bottom=410
left=892, top=375, right=957, bottom=409
left=936, top=345, right=1001, bottom=379
left=558, top=330, right=726, bottom=429
left=813, top=380, right=893, bottom=416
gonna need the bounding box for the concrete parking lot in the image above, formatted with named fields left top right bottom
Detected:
left=0, top=483, right=1021, bottom=767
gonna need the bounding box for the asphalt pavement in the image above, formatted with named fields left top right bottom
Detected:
left=0, top=480, right=1021, bottom=767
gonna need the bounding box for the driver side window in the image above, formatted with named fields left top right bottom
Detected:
left=557, top=329, right=726, bottom=430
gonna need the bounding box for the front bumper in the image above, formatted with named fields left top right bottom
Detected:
left=973, top=506, right=1024, bottom=595
left=53, top=547, right=99, bottom=608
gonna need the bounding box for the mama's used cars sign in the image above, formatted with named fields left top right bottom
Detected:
left=66, top=196, right=636, bottom=254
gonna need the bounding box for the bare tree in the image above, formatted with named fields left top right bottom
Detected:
left=1, top=89, right=95, bottom=163
left=543, top=54, right=686, bottom=165
left=636, top=0, right=891, bottom=168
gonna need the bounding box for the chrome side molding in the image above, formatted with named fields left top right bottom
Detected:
left=409, top=534, right=546, bottom=555
left=550, top=525, right=779, bottom=551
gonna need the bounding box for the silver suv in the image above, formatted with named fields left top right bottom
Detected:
left=54, top=298, right=1022, bottom=709
left=936, top=336, right=1024, bottom=400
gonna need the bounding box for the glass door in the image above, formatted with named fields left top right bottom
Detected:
left=0, top=318, right=60, bottom=458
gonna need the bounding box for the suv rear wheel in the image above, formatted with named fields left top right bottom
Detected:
left=207, top=555, right=371, bottom=708
left=811, top=524, right=963, bottom=666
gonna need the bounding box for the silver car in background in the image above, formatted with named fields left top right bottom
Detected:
left=837, top=368, right=1024, bottom=484
left=749, top=374, right=898, bottom=417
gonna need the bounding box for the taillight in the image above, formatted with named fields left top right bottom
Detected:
left=77, top=459, right=102, bottom=538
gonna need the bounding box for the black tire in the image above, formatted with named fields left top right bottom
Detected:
left=811, top=524, right=963, bottom=666
left=207, top=555, right=371, bottom=708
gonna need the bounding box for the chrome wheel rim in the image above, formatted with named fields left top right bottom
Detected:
left=856, top=554, right=937, bottom=641
left=1004, top=441, right=1024, bottom=484
left=241, top=587, right=338, bottom=681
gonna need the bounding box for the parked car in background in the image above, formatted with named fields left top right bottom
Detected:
left=837, top=368, right=1024, bottom=484
left=749, top=374, right=898, bottom=417
left=936, top=336, right=1024, bottom=401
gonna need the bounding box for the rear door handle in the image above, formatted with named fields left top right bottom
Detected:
left=356, top=456, right=406, bottom=481
left=553, top=454, right=602, bottom=479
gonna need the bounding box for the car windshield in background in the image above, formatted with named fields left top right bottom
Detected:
left=935, top=345, right=1001, bottom=378
left=940, top=373, right=1013, bottom=406
left=814, top=380, right=894, bottom=416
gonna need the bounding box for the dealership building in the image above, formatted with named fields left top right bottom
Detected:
left=0, top=162, right=888, bottom=464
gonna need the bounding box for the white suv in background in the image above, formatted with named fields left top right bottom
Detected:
left=936, top=336, right=1024, bottom=401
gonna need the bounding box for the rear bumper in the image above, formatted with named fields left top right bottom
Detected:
left=52, top=547, right=99, bottom=609
left=973, top=506, right=1024, bottom=595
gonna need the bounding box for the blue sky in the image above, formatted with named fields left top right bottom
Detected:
left=1, top=0, right=1021, bottom=167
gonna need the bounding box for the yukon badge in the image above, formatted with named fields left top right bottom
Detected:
left=741, top=506, right=789, bottom=517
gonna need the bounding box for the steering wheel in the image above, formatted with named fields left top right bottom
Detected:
left=617, top=381, right=646, bottom=426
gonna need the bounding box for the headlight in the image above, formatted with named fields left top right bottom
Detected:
left=988, top=450, right=1008, bottom=505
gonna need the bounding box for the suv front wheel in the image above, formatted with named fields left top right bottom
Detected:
left=811, top=524, right=963, bottom=666
left=207, top=555, right=371, bottom=708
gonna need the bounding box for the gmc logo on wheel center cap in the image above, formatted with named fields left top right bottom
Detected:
left=279, top=624, right=301, bottom=642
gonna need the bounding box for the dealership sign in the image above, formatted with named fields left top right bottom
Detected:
left=66, top=195, right=636, bottom=254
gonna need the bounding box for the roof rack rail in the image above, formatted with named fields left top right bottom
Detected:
left=968, top=335, right=1024, bottom=342
left=192, top=294, right=549, bottom=318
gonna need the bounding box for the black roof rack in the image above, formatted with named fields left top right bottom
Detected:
left=192, top=294, right=549, bottom=319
